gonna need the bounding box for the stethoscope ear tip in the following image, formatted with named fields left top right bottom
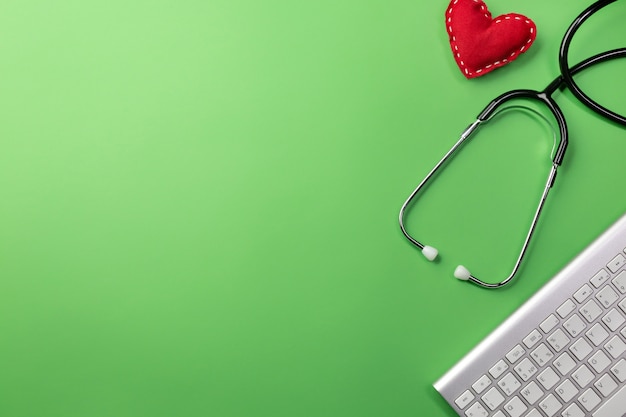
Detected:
left=421, top=245, right=439, bottom=261
left=454, top=265, right=471, bottom=281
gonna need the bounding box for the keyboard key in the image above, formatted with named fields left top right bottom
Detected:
left=506, top=344, right=525, bottom=364
left=563, top=314, right=586, bottom=337
left=562, top=403, right=584, bottom=417
left=586, top=323, right=610, bottom=346
left=537, top=366, right=559, bottom=390
left=455, top=390, right=474, bottom=409
left=574, top=283, right=593, bottom=303
left=571, top=364, right=594, bottom=388
left=604, top=335, right=626, bottom=359
left=602, top=308, right=625, bottom=331
left=531, top=343, right=554, bottom=366
left=595, top=373, right=618, bottom=397
left=465, top=401, right=488, bottom=417
left=481, top=387, right=504, bottom=410
left=547, top=329, right=569, bottom=352
left=569, top=338, right=593, bottom=360
left=520, top=381, right=543, bottom=405
left=555, top=379, right=578, bottom=402
left=538, top=393, right=562, bottom=417
left=553, top=352, right=576, bottom=376
left=514, top=358, right=537, bottom=381
left=596, top=285, right=619, bottom=308
left=610, top=359, right=626, bottom=382
left=493, top=411, right=506, bottom=417
left=540, top=314, right=559, bottom=333
left=503, top=396, right=526, bottom=417
left=523, top=329, right=542, bottom=349
left=612, top=270, right=626, bottom=293
left=589, top=350, right=611, bottom=373
left=593, top=385, right=626, bottom=417
left=578, top=388, right=601, bottom=412
left=498, top=372, right=521, bottom=396
left=524, top=410, right=541, bottom=417
left=471, top=374, right=491, bottom=394
left=619, top=298, right=626, bottom=314
left=607, top=253, right=626, bottom=273
left=580, top=299, right=603, bottom=322
left=489, top=359, right=509, bottom=379
left=557, top=299, right=576, bottom=318
left=591, top=269, right=611, bottom=288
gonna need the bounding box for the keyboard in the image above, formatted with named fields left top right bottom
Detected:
left=434, top=213, right=626, bottom=417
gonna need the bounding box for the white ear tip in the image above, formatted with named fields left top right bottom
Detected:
left=454, top=265, right=471, bottom=281
left=421, top=245, right=438, bottom=261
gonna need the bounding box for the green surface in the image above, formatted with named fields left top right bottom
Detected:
left=0, top=1, right=625, bottom=416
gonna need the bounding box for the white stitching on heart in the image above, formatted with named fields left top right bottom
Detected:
left=446, top=0, right=536, bottom=78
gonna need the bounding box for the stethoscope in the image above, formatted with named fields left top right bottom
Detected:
left=399, top=0, right=626, bottom=289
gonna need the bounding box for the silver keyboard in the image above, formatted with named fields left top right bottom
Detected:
left=435, top=213, right=626, bottom=417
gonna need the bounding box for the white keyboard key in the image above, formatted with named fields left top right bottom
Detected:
left=514, top=358, right=538, bottom=381
left=611, top=270, right=626, bottom=293
left=525, top=410, right=542, bottom=417
left=562, top=403, right=585, bottom=417
left=591, top=269, right=611, bottom=288
left=572, top=364, right=595, bottom=388
left=595, top=373, right=618, bottom=397
left=553, top=352, right=576, bottom=376
left=589, top=350, right=611, bottom=373
left=493, top=411, right=506, bottom=417
left=607, top=253, right=626, bottom=273
left=537, top=366, right=559, bottom=390
left=540, top=314, right=559, bottom=333
left=489, top=359, right=509, bottom=379
left=578, top=388, right=601, bottom=412
left=506, top=344, right=525, bottom=364
left=523, top=329, right=542, bottom=349
left=481, top=387, right=504, bottom=410
left=596, top=286, right=619, bottom=308
left=472, top=374, right=491, bottom=394
left=555, top=379, right=578, bottom=402
left=557, top=299, right=576, bottom=318
left=574, top=283, right=593, bottom=303
left=602, top=308, right=625, bottom=331
left=503, top=396, right=526, bottom=417
left=465, top=401, right=488, bottom=417
left=586, top=323, right=610, bottom=346
left=592, top=385, right=626, bottom=417
left=455, top=390, right=475, bottom=409
left=563, top=314, right=586, bottom=337
left=569, top=338, right=593, bottom=360
left=531, top=343, right=554, bottom=366
left=581, top=299, right=603, bottom=322
left=498, top=372, right=521, bottom=396
left=520, top=381, right=543, bottom=405
left=539, top=393, right=562, bottom=417
left=547, top=329, right=570, bottom=352
left=604, top=335, right=626, bottom=359
left=610, top=359, right=626, bottom=382
left=619, top=298, right=626, bottom=314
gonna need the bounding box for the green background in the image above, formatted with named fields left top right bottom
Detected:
left=0, top=1, right=624, bottom=416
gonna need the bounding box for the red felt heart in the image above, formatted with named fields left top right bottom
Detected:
left=445, top=0, right=536, bottom=78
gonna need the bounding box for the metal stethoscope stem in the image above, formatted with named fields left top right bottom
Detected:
left=398, top=117, right=559, bottom=289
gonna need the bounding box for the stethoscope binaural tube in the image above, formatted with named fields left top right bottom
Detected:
left=399, top=0, right=626, bottom=289
left=398, top=93, right=563, bottom=289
